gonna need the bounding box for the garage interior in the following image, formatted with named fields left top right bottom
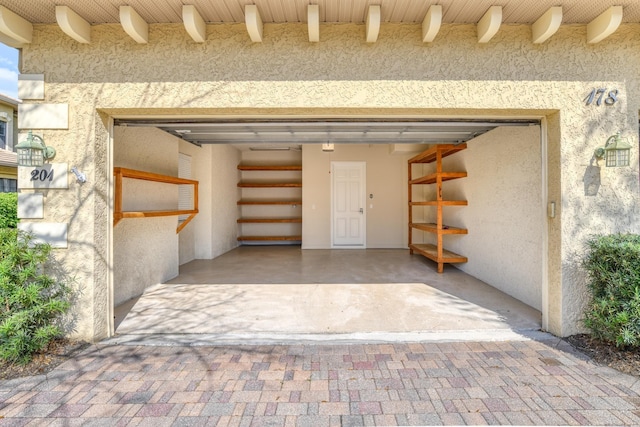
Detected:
left=111, top=118, right=544, bottom=340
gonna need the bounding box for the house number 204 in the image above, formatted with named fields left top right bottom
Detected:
left=30, top=169, right=54, bottom=182
left=585, top=88, right=618, bottom=106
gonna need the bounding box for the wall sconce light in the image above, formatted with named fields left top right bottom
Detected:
left=594, top=133, right=631, bottom=167
left=15, top=130, right=56, bottom=166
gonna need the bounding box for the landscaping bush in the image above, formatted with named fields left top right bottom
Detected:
left=0, top=192, right=18, bottom=228
left=583, top=233, right=640, bottom=348
left=0, top=228, right=72, bottom=364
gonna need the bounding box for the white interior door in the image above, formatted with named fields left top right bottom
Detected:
left=332, top=161, right=366, bottom=247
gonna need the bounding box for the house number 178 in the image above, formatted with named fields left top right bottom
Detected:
left=585, top=88, right=618, bottom=106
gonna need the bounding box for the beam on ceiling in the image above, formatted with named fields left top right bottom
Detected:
left=477, top=6, right=502, bottom=43
left=422, top=5, right=442, bottom=43
left=56, top=6, right=91, bottom=44
left=183, top=5, right=206, bottom=43
left=532, top=7, right=562, bottom=44
left=308, top=5, right=319, bottom=42
left=0, top=6, right=32, bottom=46
left=245, top=5, right=263, bottom=42
left=120, top=6, right=148, bottom=43
left=587, top=6, right=622, bottom=44
left=366, top=5, right=380, bottom=43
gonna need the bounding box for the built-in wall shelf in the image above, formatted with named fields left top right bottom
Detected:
left=409, top=243, right=468, bottom=265
left=238, top=235, right=302, bottom=241
left=237, top=217, right=302, bottom=223
left=237, top=199, right=302, bottom=205
left=113, top=167, right=199, bottom=233
left=409, top=223, right=468, bottom=234
left=237, top=181, right=302, bottom=188
left=408, top=144, right=467, bottom=273
left=237, top=163, right=302, bottom=243
left=409, top=172, right=467, bottom=185
left=410, top=200, right=468, bottom=207
left=238, top=165, right=302, bottom=171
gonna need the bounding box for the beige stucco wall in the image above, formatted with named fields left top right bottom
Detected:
left=113, top=126, right=179, bottom=307
left=19, top=22, right=640, bottom=340
left=302, top=144, right=412, bottom=249
left=442, top=126, right=543, bottom=310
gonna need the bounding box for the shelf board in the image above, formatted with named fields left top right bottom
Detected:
left=238, top=217, right=302, bottom=223
left=408, top=144, right=467, bottom=164
left=238, top=165, right=302, bottom=171
left=409, top=243, right=467, bottom=264
left=409, top=172, right=467, bottom=185
left=238, top=235, right=302, bottom=241
left=237, top=199, right=302, bottom=205
left=238, top=181, right=302, bottom=188
left=114, top=167, right=199, bottom=233
left=117, top=209, right=198, bottom=219
left=410, top=200, right=467, bottom=206
left=410, top=223, right=468, bottom=234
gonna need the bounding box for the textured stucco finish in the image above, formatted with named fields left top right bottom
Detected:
left=19, top=22, right=640, bottom=339
left=441, top=126, right=543, bottom=311
left=112, top=126, right=179, bottom=307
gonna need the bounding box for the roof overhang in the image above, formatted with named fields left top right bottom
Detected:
left=0, top=1, right=637, bottom=47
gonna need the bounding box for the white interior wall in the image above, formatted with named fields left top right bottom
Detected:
left=206, top=144, right=242, bottom=258
left=439, top=126, right=543, bottom=310
left=113, top=126, right=179, bottom=306
left=178, top=141, right=212, bottom=264
left=302, top=144, right=413, bottom=249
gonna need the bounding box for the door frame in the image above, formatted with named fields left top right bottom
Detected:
left=330, top=161, right=367, bottom=249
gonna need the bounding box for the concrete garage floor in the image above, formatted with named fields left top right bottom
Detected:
left=113, top=246, right=543, bottom=344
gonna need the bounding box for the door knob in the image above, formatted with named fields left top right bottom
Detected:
left=359, top=208, right=363, bottom=214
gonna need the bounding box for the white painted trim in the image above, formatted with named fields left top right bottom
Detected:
left=182, top=5, right=206, bottom=43
left=107, top=116, right=115, bottom=337
left=245, top=5, right=263, bottom=43
left=119, top=6, right=148, bottom=44
left=422, top=5, right=442, bottom=43
left=477, top=6, right=502, bottom=43
left=366, top=5, right=380, bottom=43
left=308, top=5, right=320, bottom=43
left=331, top=161, right=367, bottom=249
left=55, top=6, right=91, bottom=44
left=532, top=7, right=562, bottom=44
left=540, top=118, right=549, bottom=332
left=0, top=6, right=32, bottom=45
left=587, top=5, right=622, bottom=44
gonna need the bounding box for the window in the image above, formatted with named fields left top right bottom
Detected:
left=0, top=121, right=6, bottom=150
left=0, top=178, right=16, bottom=192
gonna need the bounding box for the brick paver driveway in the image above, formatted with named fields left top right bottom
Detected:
left=1, top=334, right=639, bottom=426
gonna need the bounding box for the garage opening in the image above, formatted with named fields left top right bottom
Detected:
left=111, top=118, right=543, bottom=337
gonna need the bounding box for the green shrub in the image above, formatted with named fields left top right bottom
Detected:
left=0, top=192, right=18, bottom=228
left=0, top=229, right=72, bottom=364
left=582, top=233, right=640, bottom=348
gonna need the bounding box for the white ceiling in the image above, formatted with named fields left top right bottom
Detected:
left=2, top=0, right=640, bottom=24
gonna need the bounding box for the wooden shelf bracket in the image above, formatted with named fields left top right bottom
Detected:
left=114, top=167, right=199, bottom=233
